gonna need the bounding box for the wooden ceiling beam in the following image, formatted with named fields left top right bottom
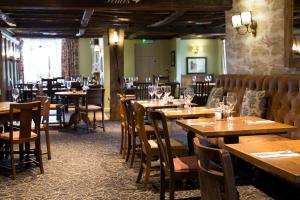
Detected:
left=0, top=0, right=232, bottom=11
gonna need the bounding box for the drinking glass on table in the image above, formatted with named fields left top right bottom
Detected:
left=12, top=87, right=19, bottom=102
left=66, top=81, right=71, bottom=90
left=148, top=85, right=155, bottom=100
left=155, top=86, right=163, bottom=100
left=192, top=75, right=196, bottom=84
left=226, top=92, right=237, bottom=119
left=162, top=85, right=171, bottom=99
left=184, top=87, right=194, bottom=110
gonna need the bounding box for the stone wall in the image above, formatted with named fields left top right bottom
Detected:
left=226, top=0, right=299, bottom=74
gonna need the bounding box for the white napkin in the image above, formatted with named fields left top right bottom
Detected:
left=251, top=150, right=300, bottom=158
left=245, top=120, right=275, bottom=124
left=187, top=122, right=215, bottom=126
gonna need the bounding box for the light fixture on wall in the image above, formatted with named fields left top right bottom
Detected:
left=112, top=31, right=119, bottom=45
left=108, top=28, right=124, bottom=46
left=232, top=11, right=257, bottom=37
left=191, top=45, right=202, bottom=54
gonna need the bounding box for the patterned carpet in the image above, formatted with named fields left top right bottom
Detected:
left=0, top=121, right=296, bottom=199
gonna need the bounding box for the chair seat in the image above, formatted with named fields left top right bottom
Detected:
left=173, top=156, right=198, bottom=171
left=145, top=124, right=155, bottom=133
left=79, top=105, right=102, bottom=111
left=148, top=138, right=188, bottom=150
left=0, top=131, right=37, bottom=141
left=50, top=103, right=64, bottom=110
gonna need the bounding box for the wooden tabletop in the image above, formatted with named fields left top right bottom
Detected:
left=176, top=116, right=297, bottom=138
left=0, top=102, right=12, bottom=114
left=224, top=140, right=300, bottom=184
left=158, top=106, right=215, bottom=119
left=55, top=91, right=87, bottom=96
left=134, top=99, right=195, bottom=110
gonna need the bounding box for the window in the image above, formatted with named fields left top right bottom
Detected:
left=22, top=39, right=62, bottom=83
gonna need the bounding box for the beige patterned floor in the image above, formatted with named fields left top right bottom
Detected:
left=0, top=121, right=296, bottom=200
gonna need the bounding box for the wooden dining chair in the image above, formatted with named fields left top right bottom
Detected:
left=0, top=101, right=43, bottom=179
left=149, top=111, right=199, bottom=200
left=193, top=137, right=238, bottom=200
left=118, top=94, right=128, bottom=158
left=163, top=82, right=181, bottom=99
left=79, top=88, right=105, bottom=132
left=35, top=96, right=52, bottom=160
left=135, top=82, right=151, bottom=100
left=123, top=99, right=156, bottom=168
left=193, top=81, right=210, bottom=106
left=134, top=102, right=188, bottom=189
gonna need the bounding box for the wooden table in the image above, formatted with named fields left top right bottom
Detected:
left=158, top=106, right=215, bottom=119
left=176, top=116, right=297, bottom=144
left=135, top=99, right=196, bottom=110
left=55, top=91, right=87, bottom=127
left=224, top=140, right=300, bottom=184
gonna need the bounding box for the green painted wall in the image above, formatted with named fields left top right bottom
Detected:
left=78, top=38, right=93, bottom=77
left=124, top=40, right=140, bottom=77
left=175, top=39, right=222, bottom=81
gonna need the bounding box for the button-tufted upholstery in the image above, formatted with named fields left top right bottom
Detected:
left=211, top=74, right=300, bottom=147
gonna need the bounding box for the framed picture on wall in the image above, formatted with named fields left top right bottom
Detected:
left=186, top=57, right=207, bottom=74
left=171, top=50, right=176, bottom=67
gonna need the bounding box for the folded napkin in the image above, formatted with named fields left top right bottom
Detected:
left=187, top=122, right=215, bottom=126
left=245, top=120, right=275, bottom=124
left=251, top=150, right=300, bottom=158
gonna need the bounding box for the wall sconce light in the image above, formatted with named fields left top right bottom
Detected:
left=191, top=45, right=202, bottom=54
left=7, top=44, right=14, bottom=61
left=232, top=11, right=257, bottom=37
left=108, top=28, right=124, bottom=46
left=112, top=31, right=119, bottom=45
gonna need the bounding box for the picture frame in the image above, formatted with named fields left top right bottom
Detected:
left=186, top=57, right=207, bottom=74
left=171, top=50, right=175, bottom=67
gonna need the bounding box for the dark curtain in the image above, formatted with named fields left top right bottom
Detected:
left=61, top=39, right=79, bottom=79
left=19, top=39, right=24, bottom=82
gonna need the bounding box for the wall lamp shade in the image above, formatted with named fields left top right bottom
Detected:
left=232, top=11, right=257, bottom=37
left=112, top=31, right=119, bottom=45
left=232, top=15, right=242, bottom=28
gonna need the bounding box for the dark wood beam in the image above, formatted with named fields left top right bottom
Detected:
left=148, top=11, right=184, bottom=27
left=0, top=0, right=232, bottom=11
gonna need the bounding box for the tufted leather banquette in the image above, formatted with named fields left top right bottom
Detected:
left=212, top=74, right=300, bottom=146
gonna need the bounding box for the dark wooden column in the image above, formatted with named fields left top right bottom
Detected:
left=109, top=28, right=124, bottom=120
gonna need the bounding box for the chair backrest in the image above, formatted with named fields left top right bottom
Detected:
left=123, top=99, right=135, bottom=136
left=86, top=88, right=105, bottom=107
left=193, top=137, right=238, bottom=200
left=35, top=96, right=51, bottom=125
left=195, top=81, right=209, bottom=97
left=134, top=102, right=152, bottom=153
left=135, top=82, right=151, bottom=100
left=149, top=111, right=174, bottom=175
left=71, top=81, right=82, bottom=90
left=9, top=101, right=41, bottom=140
left=163, top=82, right=180, bottom=99
left=119, top=97, right=129, bottom=130
left=16, top=83, right=34, bottom=102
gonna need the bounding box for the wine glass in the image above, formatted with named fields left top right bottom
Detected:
left=66, top=81, right=71, bottom=90
left=184, top=87, right=194, bottom=110
left=148, top=85, right=155, bottom=99
left=192, top=75, right=196, bottom=84
left=155, top=76, right=160, bottom=86
left=226, top=92, right=237, bottom=118
left=163, top=85, right=171, bottom=99
left=155, top=86, right=163, bottom=100
left=12, top=87, right=20, bottom=102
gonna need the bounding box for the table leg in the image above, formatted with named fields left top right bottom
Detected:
left=66, top=98, right=80, bottom=128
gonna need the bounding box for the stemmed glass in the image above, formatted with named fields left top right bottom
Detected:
left=66, top=81, right=71, bottom=91
left=192, top=75, right=196, bottom=84
left=184, top=88, right=194, bottom=110
left=155, top=76, right=160, bottom=86
left=205, top=75, right=212, bottom=82
left=155, top=86, right=163, bottom=100
left=12, top=87, right=20, bottom=102
left=226, top=92, right=237, bottom=119
left=148, top=85, right=155, bottom=100
left=163, top=85, right=171, bottom=99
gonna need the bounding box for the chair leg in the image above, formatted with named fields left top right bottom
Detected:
left=125, top=133, right=131, bottom=162
left=19, top=144, right=24, bottom=163
left=35, top=140, right=44, bottom=174
left=169, top=175, right=175, bottom=200
left=122, top=128, right=128, bottom=159
left=10, top=142, right=16, bottom=179
left=120, top=125, right=124, bottom=155
left=160, top=167, right=165, bottom=200
left=102, top=110, right=105, bottom=132
left=44, top=128, right=51, bottom=160
left=93, top=111, right=96, bottom=129
left=136, top=151, right=145, bottom=183
left=143, top=155, right=152, bottom=189
left=130, top=135, right=136, bottom=168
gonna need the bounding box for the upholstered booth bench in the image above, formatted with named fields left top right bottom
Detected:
left=212, top=74, right=300, bottom=147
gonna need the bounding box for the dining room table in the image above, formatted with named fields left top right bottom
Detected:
left=55, top=90, right=87, bottom=127
left=134, top=99, right=197, bottom=110
left=224, top=140, right=300, bottom=185
left=176, top=116, right=297, bottom=144
left=157, top=106, right=215, bottom=119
